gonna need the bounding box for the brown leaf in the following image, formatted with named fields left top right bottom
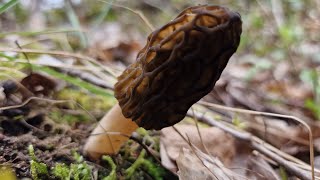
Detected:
left=20, top=73, right=56, bottom=98
left=246, top=155, right=281, bottom=180
left=177, top=147, right=239, bottom=180
left=160, top=124, right=236, bottom=171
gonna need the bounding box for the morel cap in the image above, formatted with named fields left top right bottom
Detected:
left=115, top=5, right=242, bottom=130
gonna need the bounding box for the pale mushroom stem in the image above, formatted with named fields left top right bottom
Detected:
left=83, top=103, right=139, bottom=160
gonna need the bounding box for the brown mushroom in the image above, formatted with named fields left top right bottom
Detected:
left=84, top=5, right=242, bottom=159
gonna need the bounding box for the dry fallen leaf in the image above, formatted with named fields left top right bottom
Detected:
left=246, top=154, right=281, bottom=180
left=20, top=73, right=56, bottom=98
left=177, top=147, right=239, bottom=180
left=160, top=124, right=236, bottom=171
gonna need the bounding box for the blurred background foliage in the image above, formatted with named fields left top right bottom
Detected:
left=0, top=0, right=319, bottom=147
left=0, top=0, right=320, bottom=141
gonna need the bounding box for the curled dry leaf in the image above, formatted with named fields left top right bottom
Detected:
left=20, top=73, right=56, bottom=98
left=160, top=125, right=236, bottom=172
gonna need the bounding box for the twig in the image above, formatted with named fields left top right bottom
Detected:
left=198, top=100, right=315, bottom=179
left=0, top=97, right=68, bottom=111
left=172, top=126, right=247, bottom=179
left=61, top=68, right=115, bottom=90
left=98, top=0, right=155, bottom=31
left=19, top=118, right=46, bottom=133
left=187, top=107, right=316, bottom=180
left=185, top=135, right=221, bottom=179
left=129, top=136, right=161, bottom=165
left=248, top=121, right=310, bottom=145
left=190, top=107, right=211, bottom=156
left=14, top=40, right=33, bottom=73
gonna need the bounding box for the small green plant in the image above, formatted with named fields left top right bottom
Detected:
left=70, top=151, right=92, bottom=180
left=49, top=109, right=90, bottom=124
left=28, top=146, right=95, bottom=180
left=52, top=163, right=71, bottom=180
left=245, top=58, right=273, bottom=81
left=125, top=150, right=164, bottom=180
left=102, top=156, right=117, bottom=180
left=278, top=23, right=303, bottom=47
left=28, top=145, right=49, bottom=180
left=232, top=115, right=246, bottom=129
left=300, top=69, right=320, bottom=120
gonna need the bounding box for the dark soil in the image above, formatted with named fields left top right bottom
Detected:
left=0, top=113, right=91, bottom=178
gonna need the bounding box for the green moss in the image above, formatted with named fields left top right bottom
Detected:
left=30, top=160, right=48, bottom=180
left=27, top=147, right=94, bottom=180
left=125, top=150, right=164, bottom=180
left=52, top=163, right=70, bottom=180
left=136, top=128, right=148, bottom=136
left=28, top=145, right=49, bottom=180
left=70, top=163, right=92, bottom=180
left=49, top=88, right=116, bottom=124
left=69, top=151, right=92, bottom=180
left=56, top=88, right=116, bottom=111
left=232, top=115, right=246, bottom=129
left=102, top=156, right=117, bottom=180
left=49, top=109, right=90, bottom=124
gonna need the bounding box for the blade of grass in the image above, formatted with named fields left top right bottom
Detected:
left=99, top=0, right=155, bottom=31
left=92, top=0, right=115, bottom=27
left=0, top=52, right=15, bottom=61
left=65, top=0, right=88, bottom=49
left=0, top=0, right=19, bottom=15
left=34, top=66, right=113, bottom=98
left=0, top=47, right=118, bottom=77
left=0, top=29, right=83, bottom=38
left=198, top=101, right=315, bottom=180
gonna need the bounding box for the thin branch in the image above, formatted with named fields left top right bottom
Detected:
left=129, top=136, right=162, bottom=165
left=198, top=100, right=315, bottom=179
left=0, top=97, right=68, bottom=111
left=187, top=108, right=316, bottom=180
left=98, top=0, right=155, bottom=31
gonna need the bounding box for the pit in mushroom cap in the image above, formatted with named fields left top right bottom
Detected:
left=114, top=5, right=242, bottom=130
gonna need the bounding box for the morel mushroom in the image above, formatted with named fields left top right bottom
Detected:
left=84, top=5, right=242, bottom=159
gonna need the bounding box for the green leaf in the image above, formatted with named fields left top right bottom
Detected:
left=0, top=29, right=82, bottom=38
left=0, top=52, right=15, bottom=61
left=92, top=0, right=115, bottom=27
left=305, top=99, right=320, bottom=120
left=65, top=1, right=88, bottom=49
left=0, top=0, right=19, bottom=15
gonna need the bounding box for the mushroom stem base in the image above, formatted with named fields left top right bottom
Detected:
left=83, top=103, right=139, bottom=160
